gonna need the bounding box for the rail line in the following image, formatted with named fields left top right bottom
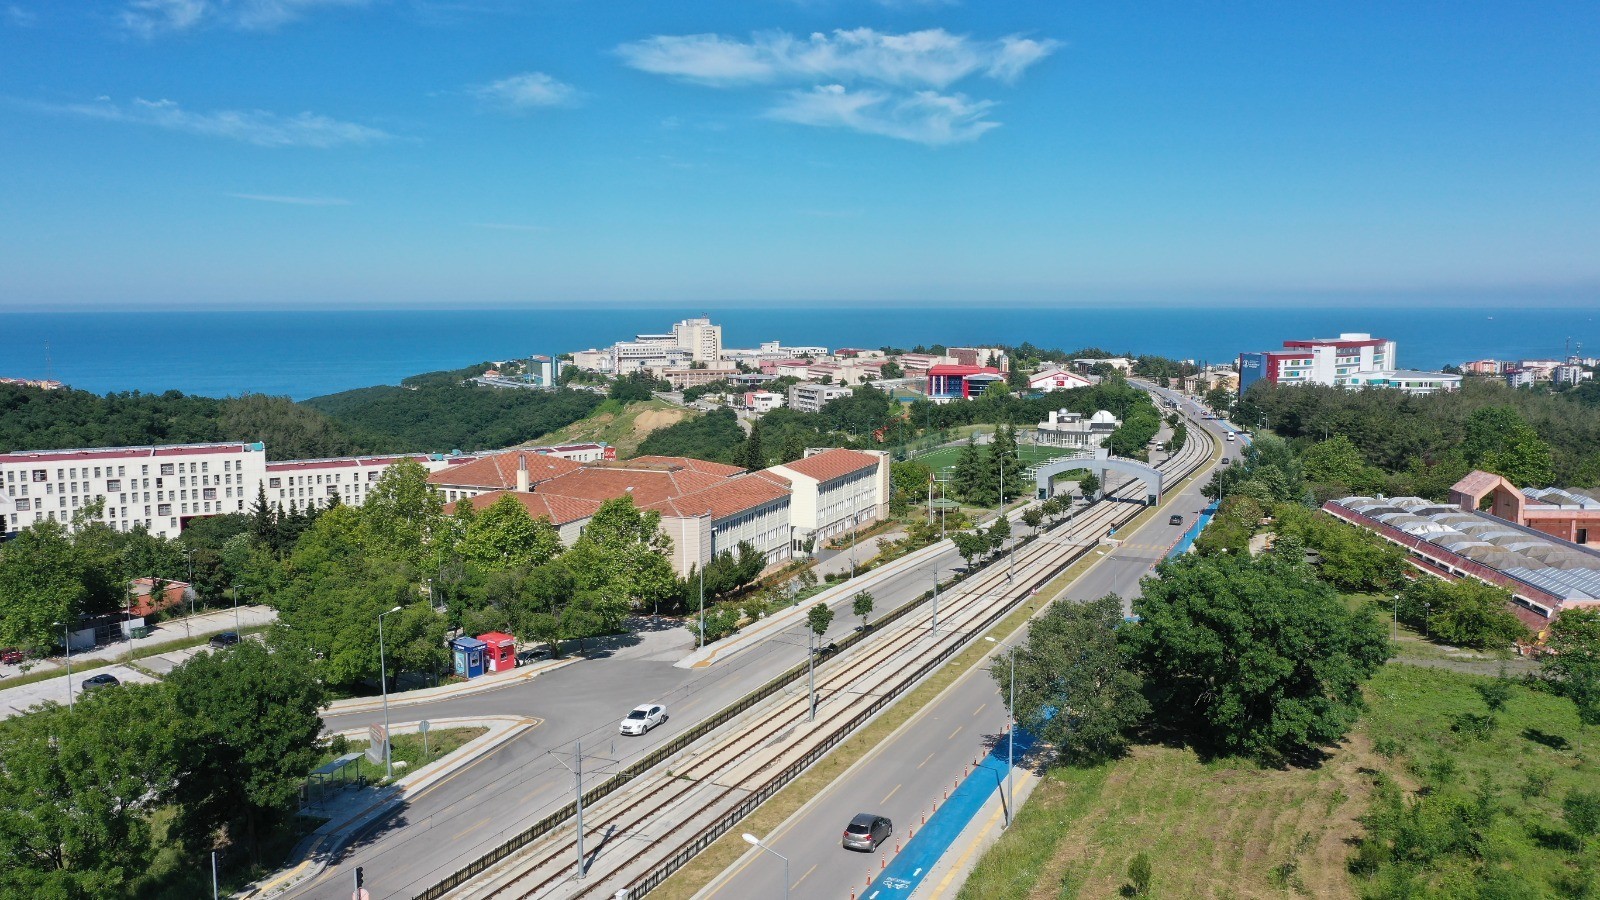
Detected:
left=446, top=408, right=1216, bottom=900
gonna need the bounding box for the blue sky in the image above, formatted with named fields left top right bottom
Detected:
left=1, top=1, right=1597, bottom=309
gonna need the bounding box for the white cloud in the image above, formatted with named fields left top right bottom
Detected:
left=5, top=4, right=39, bottom=26
left=769, top=84, right=997, bottom=145
left=615, top=27, right=1056, bottom=89
left=228, top=193, right=351, bottom=205
left=471, top=72, right=580, bottom=112
left=616, top=27, right=1054, bottom=144
left=122, top=0, right=366, bottom=36
left=54, top=97, right=392, bottom=148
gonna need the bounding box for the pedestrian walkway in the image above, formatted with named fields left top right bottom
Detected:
left=249, top=715, right=539, bottom=898
left=0, top=603, right=276, bottom=679
left=862, top=729, right=1038, bottom=900
left=1166, top=502, right=1218, bottom=558
left=325, top=655, right=579, bottom=715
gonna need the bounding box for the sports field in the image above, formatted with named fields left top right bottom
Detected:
left=916, top=442, right=1088, bottom=479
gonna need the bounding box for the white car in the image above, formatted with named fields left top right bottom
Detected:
left=620, top=703, right=667, bottom=736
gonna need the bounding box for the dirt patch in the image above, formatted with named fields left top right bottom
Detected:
left=631, top=407, right=687, bottom=437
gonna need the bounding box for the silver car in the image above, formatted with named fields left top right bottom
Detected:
left=842, top=813, right=892, bottom=851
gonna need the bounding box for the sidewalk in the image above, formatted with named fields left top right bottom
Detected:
left=325, top=655, right=580, bottom=716
left=247, top=715, right=540, bottom=898
left=0, top=603, right=277, bottom=680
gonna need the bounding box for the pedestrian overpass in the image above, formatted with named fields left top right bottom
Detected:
left=1033, top=449, right=1163, bottom=505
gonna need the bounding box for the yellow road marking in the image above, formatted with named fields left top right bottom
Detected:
left=917, top=752, right=935, bottom=769
left=971, top=702, right=986, bottom=717
left=793, top=862, right=818, bottom=889
left=947, top=725, right=963, bottom=740
left=881, top=783, right=901, bottom=805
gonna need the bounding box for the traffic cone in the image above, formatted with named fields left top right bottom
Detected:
left=881, top=853, right=887, bottom=870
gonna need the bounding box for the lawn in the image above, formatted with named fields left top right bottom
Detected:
left=958, top=662, right=1600, bottom=899
left=319, top=726, right=489, bottom=786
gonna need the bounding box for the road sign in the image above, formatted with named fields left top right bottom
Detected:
left=417, top=719, right=430, bottom=735
left=366, top=724, right=388, bottom=766
left=419, top=719, right=431, bottom=758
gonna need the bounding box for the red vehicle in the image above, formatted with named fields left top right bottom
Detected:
left=1, top=648, right=24, bottom=665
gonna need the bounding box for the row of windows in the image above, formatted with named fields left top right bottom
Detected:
left=3, top=457, right=250, bottom=485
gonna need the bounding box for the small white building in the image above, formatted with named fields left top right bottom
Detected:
left=1033, top=409, right=1121, bottom=450
left=265, top=455, right=447, bottom=513
left=1028, top=368, right=1099, bottom=392
left=743, top=391, right=785, bottom=413
left=765, top=448, right=889, bottom=554
left=788, top=382, right=854, bottom=414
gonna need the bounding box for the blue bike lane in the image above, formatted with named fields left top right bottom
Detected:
left=860, top=728, right=1038, bottom=899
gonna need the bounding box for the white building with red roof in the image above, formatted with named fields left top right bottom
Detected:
left=764, top=448, right=889, bottom=553
left=265, top=454, right=446, bottom=512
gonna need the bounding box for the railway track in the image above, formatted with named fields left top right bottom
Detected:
left=445, top=411, right=1216, bottom=899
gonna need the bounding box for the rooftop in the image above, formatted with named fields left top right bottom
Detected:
left=775, top=448, right=881, bottom=482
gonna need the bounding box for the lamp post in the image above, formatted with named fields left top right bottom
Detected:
left=807, top=630, right=816, bottom=722
left=1423, top=601, right=1431, bottom=639
left=1392, top=594, right=1400, bottom=642
left=56, top=620, right=73, bottom=713
left=378, top=605, right=403, bottom=780
left=231, top=584, right=241, bottom=634
left=697, top=560, right=705, bottom=650
left=984, top=636, right=1018, bottom=828
left=184, top=548, right=194, bottom=639
left=741, top=833, right=789, bottom=900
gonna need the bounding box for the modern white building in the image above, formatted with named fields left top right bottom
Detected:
left=1033, top=409, right=1121, bottom=449
left=766, top=448, right=889, bottom=554
left=1238, top=332, right=1458, bottom=396
left=1028, top=368, right=1099, bottom=392
left=672, top=316, right=724, bottom=364
left=0, top=441, right=270, bottom=539
left=264, top=455, right=449, bottom=512
left=788, top=382, right=854, bottom=413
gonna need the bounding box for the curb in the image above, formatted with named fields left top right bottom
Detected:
left=245, top=715, right=538, bottom=898
left=324, top=657, right=579, bottom=716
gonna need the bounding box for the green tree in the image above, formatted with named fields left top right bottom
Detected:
left=513, top=562, right=576, bottom=654
left=565, top=497, right=676, bottom=625
left=1125, top=550, right=1390, bottom=760
left=359, top=459, right=445, bottom=568
left=459, top=494, right=562, bottom=570
left=1398, top=578, right=1526, bottom=650
left=1461, top=406, right=1555, bottom=486
left=1204, top=385, right=1234, bottom=418
left=1543, top=608, right=1600, bottom=752
left=852, top=591, right=875, bottom=629
left=951, top=438, right=993, bottom=506
left=1021, top=507, right=1045, bottom=532
left=1565, top=790, right=1600, bottom=852
left=1127, top=852, right=1153, bottom=896
left=806, top=602, right=834, bottom=640
left=1078, top=471, right=1101, bottom=499
left=739, top=418, right=766, bottom=470
left=890, top=460, right=933, bottom=517
left=952, top=530, right=989, bottom=570
left=995, top=595, right=1148, bottom=764
left=0, top=520, right=88, bottom=654
left=987, top=516, right=1012, bottom=555
left=985, top=425, right=1030, bottom=503
left=166, top=639, right=327, bottom=862
left=0, top=683, right=177, bottom=897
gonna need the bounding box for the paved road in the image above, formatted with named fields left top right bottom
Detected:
left=285, top=543, right=971, bottom=898
left=702, top=394, right=1230, bottom=900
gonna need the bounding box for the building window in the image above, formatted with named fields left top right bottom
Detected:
left=269, top=478, right=281, bottom=489
left=158, top=503, right=172, bottom=516
left=160, top=463, right=175, bottom=476
left=32, top=469, right=46, bottom=482
left=107, top=479, right=121, bottom=491
left=203, top=488, right=217, bottom=500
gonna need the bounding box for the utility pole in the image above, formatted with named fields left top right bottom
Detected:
left=931, top=571, right=939, bottom=637
left=185, top=548, right=194, bottom=639
left=58, top=621, right=73, bottom=713
left=548, top=741, right=616, bottom=882
left=985, top=636, right=1018, bottom=828
left=377, top=605, right=402, bottom=780
left=807, top=630, right=816, bottom=722
left=850, top=482, right=859, bottom=579
left=697, top=561, right=705, bottom=650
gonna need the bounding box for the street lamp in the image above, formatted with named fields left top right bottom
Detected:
left=1392, top=594, right=1400, bottom=642
left=56, top=620, right=73, bottom=713
left=377, top=605, right=403, bottom=780
left=984, top=636, right=1018, bottom=828
left=741, top=833, right=789, bottom=900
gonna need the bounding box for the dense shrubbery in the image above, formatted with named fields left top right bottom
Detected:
left=304, top=383, right=603, bottom=453
left=635, top=408, right=746, bottom=464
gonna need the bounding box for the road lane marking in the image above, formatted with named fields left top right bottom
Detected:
left=917, top=752, right=935, bottom=769
left=793, top=862, right=817, bottom=889
left=881, top=783, right=901, bottom=805
left=948, top=725, right=963, bottom=740
left=972, top=702, right=986, bottom=717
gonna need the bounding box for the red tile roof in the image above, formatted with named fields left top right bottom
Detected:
left=464, top=490, right=601, bottom=525
left=648, top=474, right=791, bottom=520
left=626, top=456, right=747, bottom=477
left=428, top=451, right=581, bottom=489
left=532, top=466, right=728, bottom=508
left=774, top=448, right=880, bottom=482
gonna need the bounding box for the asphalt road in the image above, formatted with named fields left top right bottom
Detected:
left=702, top=393, right=1231, bottom=900
left=288, top=540, right=971, bottom=899
left=290, top=389, right=1222, bottom=899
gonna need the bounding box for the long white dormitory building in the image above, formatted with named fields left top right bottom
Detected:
left=0, top=441, right=607, bottom=541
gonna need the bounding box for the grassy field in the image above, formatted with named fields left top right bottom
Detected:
left=958, top=662, right=1600, bottom=899
left=916, top=443, right=1089, bottom=478
left=527, top=398, right=691, bottom=458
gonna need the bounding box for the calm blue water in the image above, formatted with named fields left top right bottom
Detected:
left=3, top=306, right=1595, bottom=401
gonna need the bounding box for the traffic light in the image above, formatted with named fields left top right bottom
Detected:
left=355, top=867, right=365, bottom=888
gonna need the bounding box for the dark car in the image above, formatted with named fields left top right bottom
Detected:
left=208, top=631, right=241, bottom=650
left=1169, top=514, right=1184, bottom=526
left=515, top=648, right=549, bottom=667
left=1220, top=458, right=1231, bottom=465
left=82, top=673, right=121, bottom=691
left=812, top=641, right=839, bottom=658
left=843, top=813, right=892, bottom=851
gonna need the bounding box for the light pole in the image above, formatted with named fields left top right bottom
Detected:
left=231, top=584, right=241, bottom=634
left=697, top=560, right=705, bottom=650
left=1423, top=601, right=1431, bottom=639
left=1392, top=594, right=1399, bottom=642
left=931, top=571, right=939, bottom=637
left=741, top=833, right=789, bottom=900
left=184, top=548, right=194, bottom=639
left=807, top=629, right=816, bottom=722
left=377, top=605, right=403, bottom=780
left=984, top=636, right=1018, bottom=828
left=56, top=620, right=73, bottom=713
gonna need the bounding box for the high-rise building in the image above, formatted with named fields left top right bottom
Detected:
left=672, top=316, right=723, bottom=363
left=1238, top=332, right=1460, bottom=396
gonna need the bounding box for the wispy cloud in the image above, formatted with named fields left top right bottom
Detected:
left=470, top=72, right=580, bottom=112
left=122, top=0, right=367, bottom=36
left=770, top=84, right=997, bottom=145
left=5, top=4, right=38, bottom=26
left=227, top=193, right=351, bottom=205
left=47, top=97, right=392, bottom=148
left=615, top=27, right=1054, bottom=144
left=616, top=28, right=1055, bottom=89
left=472, top=222, right=550, bottom=232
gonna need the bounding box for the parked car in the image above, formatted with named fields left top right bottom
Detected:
left=208, top=631, right=241, bottom=650
left=0, top=648, right=23, bottom=665
left=842, top=813, right=893, bottom=851
left=1169, top=514, right=1184, bottom=526
left=619, top=703, right=667, bottom=736
left=82, top=673, right=120, bottom=691
left=812, top=641, right=839, bottom=658
left=515, top=648, right=549, bottom=667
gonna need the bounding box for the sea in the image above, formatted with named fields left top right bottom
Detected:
left=4, top=305, right=1596, bottom=402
